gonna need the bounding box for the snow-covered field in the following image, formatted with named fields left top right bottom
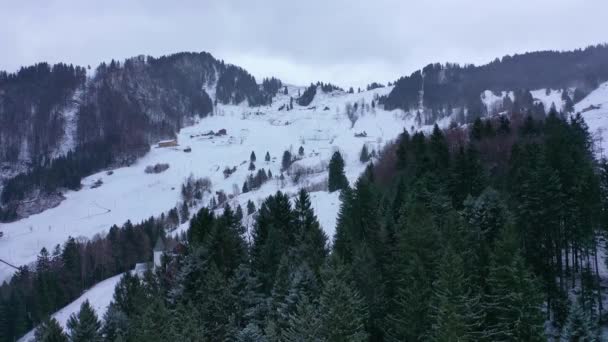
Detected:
left=0, top=85, right=417, bottom=283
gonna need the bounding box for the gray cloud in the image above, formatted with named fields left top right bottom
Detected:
left=1, top=0, right=607, bottom=87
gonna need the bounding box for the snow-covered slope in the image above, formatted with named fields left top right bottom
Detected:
left=575, top=82, right=608, bottom=156
left=0, top=85, right=431, bottom=283
left=530, top=88, right=569, bottom=112
left=18, top=273, right=124, bottom=342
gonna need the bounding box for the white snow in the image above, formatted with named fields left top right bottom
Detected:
left=575, top=82, right=608, bottom=157
left=0, top=85, right=424, bottom=283
left=530, top=88, right=568, bottom=113
left=18, top=273, right=124, bottom=342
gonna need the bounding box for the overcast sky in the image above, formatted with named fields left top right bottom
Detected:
left=1, top=0, right=607, bottom=88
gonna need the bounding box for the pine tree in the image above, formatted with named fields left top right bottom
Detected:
left=247, top=200, right=256, bottom=215
left=249, top=161, right=256, bottom=171
left=385, top=199, right=441, bottom=341
left=482, top=229, right=546, bottom=341
left=265, top=151, right=271, bottom=162
left=282, top=296, right=321, bottom=342
left=34, top=317, right=68, bottom=342
left=250, top=151, right=257, bottom=162
left=563, top=299, right=598, bottom=342
left=471, top=118, right=483, bottom=140
left=66, top=300, right=102, bottom=342
left=428, top=247, right=481, bottom=342
left=318, top=261, right=368, bottom=342
left=129, top=297, right=170, bottom=342
left=282, top=150, right=292, bottom=171
left=396, top=129, right=410, bottom=170
left=250, top=191, right=295, bottom=292
left=229, top=264, right=267, bottom=329
left=359, top=144, right=370, bottom=163
left=298, top=146, right=304, bottom=157
left=101, top=302, right=128, bottom=342
left=293, top=189, right=328, bottom=275
left=179, top=201, right=189, bottom=223
left=328, top=151, right=348, bottom=192
left=237, top=323, right=267, bottom=342
left=429, top=124, right=450, bottom=171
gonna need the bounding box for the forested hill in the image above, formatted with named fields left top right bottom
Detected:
left=381, top=44, right=608, bottom=124
left=0, top=52, right=282, bottom=220
left=14, top=110, right=606, bottom=341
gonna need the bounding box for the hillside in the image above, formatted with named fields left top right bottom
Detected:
left=3, top=46, right=608, bottom=341
left=0, top=84, right=403, bottom=283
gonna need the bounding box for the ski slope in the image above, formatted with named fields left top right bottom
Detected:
left=0, top=85, right=420, bottom=283
left=18, top=273, right=124, bottom=342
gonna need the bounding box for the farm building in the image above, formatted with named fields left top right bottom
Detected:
left=157, top=139, right=178, bottom=148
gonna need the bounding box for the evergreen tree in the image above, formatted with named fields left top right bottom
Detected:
left=265, top=151, right=271, bottom=162
left=247, top=200, right=256, bottom=215
left=293, top=189, right=328, bottom=275
left=237, top=323, right=268, bottom=342
left=317, top=261, right=368, bottom=342
left=101, top=302, right=128, bottom=342
left=396, top=129, right=410, bottom=170
left=328, top=151, right=348, bottom=192
left=563, top=299, right=598, bottom=342
left=429, top=124, right=450, bottom=171
left=428, top=247, right=481, bottom=342
left=179, top=201, right=189, bottom=223
left=249, top=161, right=256, bottom=171
left=34, top=318, right=68, bottom=342
left=359, top=144, right=370, bottom=163
left=250, top=191, right=295, bottom=292
left=282, top=150, right=292, bottom=171
left=282, top=296, right=321, bottom=342
left=250, top=151, right=257, bottom=162
left=298, top=146, right=304, bottom=157
left=483, top=229, right=546, bottom=341
left=66, top=300, right=101, bottom=342
left=471, top=118, right=484, bottom=140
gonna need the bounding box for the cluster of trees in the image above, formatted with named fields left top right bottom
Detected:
left=20, top=109, right=608, bottom=341
left=296, top=84, right=317, bottom=106
left=0, top=217, right=172, bottom=341
left=366, top=82, right=385, bottom=91
left=216, top=64, right=273, bottom=106
left=382, top=44, right=608, bottom=123
left=261, top=77, right=283, bottom=96
left=317, top=82, right=343, bottom=93
left=0, top=63, right=86, bottom=164
left=57, top=190, right=337, bottom=341
left=296, top=82, right=344, bottom=107
left=242, top=168, right=272, bottom=193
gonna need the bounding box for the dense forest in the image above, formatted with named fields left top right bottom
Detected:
left=7, top=103, right=607, bottom=341
left=0, top=63, right=86, bottom=164
left=381, top=44, right=608, bottom=124
left=0, top=52, right=281, bottom=221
